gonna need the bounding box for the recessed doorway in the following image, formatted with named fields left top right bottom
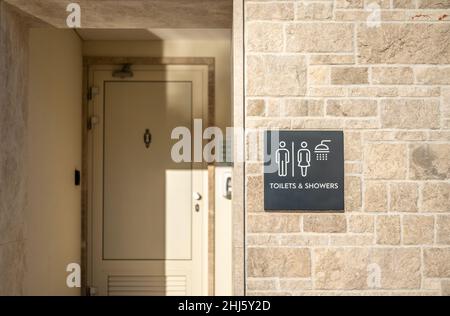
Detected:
left=87, top=63, right=210, bottom=296
left=11, top=0, right=244, bottom=296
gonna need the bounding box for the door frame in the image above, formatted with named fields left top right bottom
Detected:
left=232, top=0, right=245, bottom=296
left=81, top=57, right=216, bottom=295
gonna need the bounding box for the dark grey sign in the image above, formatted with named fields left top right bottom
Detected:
left=264, top=131, right=344, bottom=211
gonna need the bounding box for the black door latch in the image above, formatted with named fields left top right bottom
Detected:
left=144, top=129, right=152, bottom=148
left=75, top=169, right=81, bottom=186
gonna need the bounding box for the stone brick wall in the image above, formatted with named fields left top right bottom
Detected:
left=244, top=0, right=450, bottom=295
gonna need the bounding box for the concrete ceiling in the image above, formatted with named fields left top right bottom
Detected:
left=5, top=0, right=233, bottom=29
left=76, top=28, right=231, bottom=41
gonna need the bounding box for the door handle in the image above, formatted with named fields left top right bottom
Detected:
left=194, top=192, right=202, bottom=213
left=144, top=129, right=152, bottom=148
left=222, top=172, right=232, bottom=199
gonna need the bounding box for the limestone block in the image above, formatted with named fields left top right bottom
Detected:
left=336, top=0, right=364, bottom=8
left=424, top=248, right=450, bottom=278
left=442, top=280, right=450, bottom=296
left=248, top=214, right=301, bottom=233
left=247, top=55, right=307, bottom=96
left=394, top=131, right=428, bottom=141
left=246, top=2, right=295, bottom=21
left=416, top=67, right=450, bottom=85
left=248, top=247, right=311, bottom=277
left=381, top=99, right=440, bottom=129
left=329, top=234, right=374, bottom=246
left=308, top=66, right=330, bottom=85
left=326, top=99, right=377, bottom=117
left=345, top=176, right=362, bottom=211
left=303, top=215, right=347, bottom=233
left=437, top=215, right=450, bottom=245
left=308, top=87, right=347, bottom=97
left=358, top=24, right=450, bottom=64
left=247, top=99, right=265, bottom=117
left=364, top=0, right=390, bottom=8
left=345, top=161, right=362, bottom=174
left=309, top=55, right=354, bottom=65
left=421, top=183, right=450, bottom=212
left=349, top=215, right=375, bottom=233
left=314, top=248, right=370, bottom=290
left=364, top=143, right=407, bottom=179
left=344, top=118, right=379, bottom=129
left=393, top=0, right=416, bottom=8
left=279, top=279, right=313, bottom=291
left=296, top=2, right=333, bottom=20
left=364, top=182, right=388, bottom=212
left=410, top=144, right=450, bottom=180
left=247, top=278, right=277, bottom=291
left=283, top=99, right=324, bottom=117
left=247, top=175, right=263, bottom=213
left=291, top=118, right=344, bottom=129
left=247, top=22, right=283, bottom=52
left=376, top=215, right=401, bottom=245
left=331, top=67, right=369, bottom=84
left=279, top=234, right=329, bottom=246
left=372, top=67, right=414, bottom=85
left=286, top=23, right=353, bottom=53
left=246, top=118, right=292, bottom=129
left=402, top=215, right=434, bottom=245
left=371, top=248, right=421, bottom=289
left=266, top=98, right=283, bottom=117
left=418, top=0, right=450, bottom=8
left=443, top=88, right=450, bottom=117
left=344, top=131, right=362, bottom=161
left=247, top=235, right=280, bottom=247
left=398, top=86, right=440, bottom=97
left=390, top=183, right=419, bottom=212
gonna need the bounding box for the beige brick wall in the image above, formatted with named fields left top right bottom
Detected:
left=244, top=0, right=450, bottom=295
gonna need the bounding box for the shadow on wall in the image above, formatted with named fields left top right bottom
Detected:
left=26, top=28, right=82, bottom=295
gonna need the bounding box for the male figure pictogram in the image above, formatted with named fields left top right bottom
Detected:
left=297, top=141, right=311, bottom=177
left=275, top=141, right=290, bottom=177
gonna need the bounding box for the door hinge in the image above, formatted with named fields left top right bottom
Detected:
left=87, top=116, right=99, bottom=130
left=87, top=86, right=99, bottom=101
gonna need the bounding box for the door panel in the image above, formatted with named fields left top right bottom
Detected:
left=88, top=66, right=208, bottom=296
left=103, top=82, right=193, bottom=260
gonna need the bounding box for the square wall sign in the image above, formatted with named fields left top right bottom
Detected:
left=264, top=130, right=344, bottom=211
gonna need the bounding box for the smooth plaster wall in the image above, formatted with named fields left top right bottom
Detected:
left=82, top=39, right=232, bottom=131
left=0, top=1, right=28, bottom=296
left=244, top=0, right=450, bottom=296
left=26, top=28, right=82, bottom=295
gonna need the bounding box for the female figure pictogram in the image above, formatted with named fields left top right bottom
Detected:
left=297, top=141, right=311, bottom=177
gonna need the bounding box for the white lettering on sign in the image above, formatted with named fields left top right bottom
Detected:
left=304, top=182, right=339, bottom=190
left=269, top=182, right=339, bottom=190
left=269, top=182, right=297, bottom=189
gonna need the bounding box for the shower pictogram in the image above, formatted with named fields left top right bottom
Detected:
left=315, top=140, right=331, bottom=161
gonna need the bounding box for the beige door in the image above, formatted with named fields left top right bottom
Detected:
left=87, top=65, right=209, bottom=296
